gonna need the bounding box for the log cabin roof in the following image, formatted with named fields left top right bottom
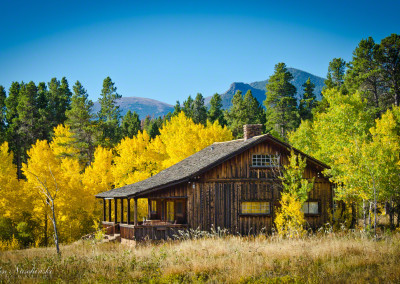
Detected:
left=95, top=134, right=329, bottom=199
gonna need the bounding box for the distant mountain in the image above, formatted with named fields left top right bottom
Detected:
left=92, top=97, right=174, bottom=120
left=205, top=68, right=325, bottom=109
left=92, top=68, right=325, bottom=119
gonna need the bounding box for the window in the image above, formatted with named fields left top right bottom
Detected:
left=252, top=154, right=279, bottom=167
left=151, top=200, right=157, bottom=214
left=166, top=201, right=174, bottom=222
left=241, top=201, right=270, bottom=214
left=175, top=201, right=184, bottom=217
left=302, top=201, right=319, bottom=214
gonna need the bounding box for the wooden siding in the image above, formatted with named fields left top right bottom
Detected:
left=141, top=139, right=332, bottom=235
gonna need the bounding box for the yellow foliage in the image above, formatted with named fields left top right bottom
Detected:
left=275, top=192, right=306, bottom=238
left=160, top=112, right=233, bottom=168
left=51, top=124, right=79, bottom=161
left=112, top=131, right=156, bottom=187
left=0, top=142, right=23, bottom=219
left=0, top=235, right=20, bottom=251
left=83, top=146, right=114, bottom=196
left=22, top=140, right=62, bottom=227
left=23, top=138, right=96, bottom=243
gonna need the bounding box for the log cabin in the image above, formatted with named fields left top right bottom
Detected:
left=95, top=124, right=333, bottom=241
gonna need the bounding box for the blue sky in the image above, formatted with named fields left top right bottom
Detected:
left=0, top=0, right=399, bottom=105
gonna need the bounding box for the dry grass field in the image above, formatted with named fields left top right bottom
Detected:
left=1, top=230, right=400, bottom=283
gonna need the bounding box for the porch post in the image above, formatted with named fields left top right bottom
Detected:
left=127, top=198, right=131, bottom=225
left=120, top=198, right=124, bottom=223
left=114, top=198, right=118, bottom=223
left=108, top=199, right=112, bottom=222
left=103, top=199, right=106, bottom=221
left=134, top=198, right=138, bottom=226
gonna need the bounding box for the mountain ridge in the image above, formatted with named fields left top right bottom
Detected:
left=92, top=96, right=174, bottom=119
left=204, top=68, right=325, bottom=109
left=92, top=68, right=326, bottom=119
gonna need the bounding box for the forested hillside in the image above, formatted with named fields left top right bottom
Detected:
left=0, top=33, right=399, bottom=250
left=204, top=67, right=325, bottom=109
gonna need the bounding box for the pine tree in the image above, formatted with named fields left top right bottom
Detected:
left=264, top=63, right=299, bottom=139
left=345, top=37, right=383, bottom=110
left=316, top=58, right=348, bottom=114
left=172, top=101, right=181, bottom=116
left=0, top=86, right=6, bottom=143
left=324, top=58, right=347, bottom=91
left=58, top=77, right=72, bottom=122
left=36, top=82, right=51, bottom=141
left=208, top=93, right=226, bottom=125
left=377, top=34, right=400, bottom=107
left=182, top=95, right=194, bottom=119
left=299, top=78, right=317, bottom=121
left=142, top=115, right=152, bottom=133
left=192, top=93, right=207, bottom=125
left=149, top=120, right=161, bottom=138
left=97, top=77, right=122, bottom=147
left=225, top=90, right=264, bottom=138
left=47, top=77, right=72, bottom=129
left=5, top=82, right=22, bottom=178
left=17, top=81, right=39, bottom=165
left=65, top=81, right=96, bottom=165
left=225, top=90, right=246, bottom=137
left=243, top=90, right=265, bottom=126
left=121, top=110, right=141, bottom=138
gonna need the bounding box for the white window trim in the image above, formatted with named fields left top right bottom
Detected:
left=251, top=154, right=280, bottom=168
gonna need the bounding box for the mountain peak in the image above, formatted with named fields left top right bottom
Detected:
left=92, top=68, right=326, bottom=119
left=92, top=97, right=174, bottom=119
left=205, top=68, right=325, bottom=109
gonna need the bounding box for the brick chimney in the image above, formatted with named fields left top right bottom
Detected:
left=243, top=124, right=263, bottom=140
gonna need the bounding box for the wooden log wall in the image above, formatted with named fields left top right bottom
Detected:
left=143, top=139, right=333, bottom=235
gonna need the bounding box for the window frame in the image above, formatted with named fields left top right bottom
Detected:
left=175, top=200, right=184, bottom=218
left=150, top=200, right=157, bottom=214
left=251, top=154, right=280, bottom=168
left=240, top=200, right=271, bottom=216
left=302, top=200, right=320, bottom=216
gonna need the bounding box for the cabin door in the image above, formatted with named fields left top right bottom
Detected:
left=214, top=183, right=232, bottom=229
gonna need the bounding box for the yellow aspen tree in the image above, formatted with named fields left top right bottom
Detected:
left=83, top=146, right=114, bottom=196
left=57, top=157, right=93, bottom=241
left=201, top=120, right=233, bottom=147
left=275, top=151, right=314, bottom=238
left=22, top=140, right=62, bottom=247
left=0, top=142, right=23, bottom=219
left=112, top=130, right=155, bottom=187
left=51, top=124, right=79, bottom=158
left=82, top=146, right=114, bottom=223
left=159, top=112, right=233, bottom=168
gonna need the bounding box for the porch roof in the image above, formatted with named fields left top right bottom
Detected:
left=95, top=134, right=329, bottom=199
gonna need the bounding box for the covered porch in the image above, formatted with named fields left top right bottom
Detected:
left=100, top=197, right=188, bottom=241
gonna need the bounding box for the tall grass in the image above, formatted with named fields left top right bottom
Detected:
left=0, top=230, right=399, bottom=283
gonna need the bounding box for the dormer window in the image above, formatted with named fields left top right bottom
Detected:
left=252, top=154, right=280, bottom=167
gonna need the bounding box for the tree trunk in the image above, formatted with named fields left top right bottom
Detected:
left=387, top=201, right=394, bottom=229
left=44, top=211, right=48, bottom=247
left=394, top=80, right=400, bottom=107
left=51, top=203, right=61, bottom=256
left=369, top=202, right=372, bottom=227
left=351, top=202, right=357, bottom=229
left=363, top=200, right=367, bottom=230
